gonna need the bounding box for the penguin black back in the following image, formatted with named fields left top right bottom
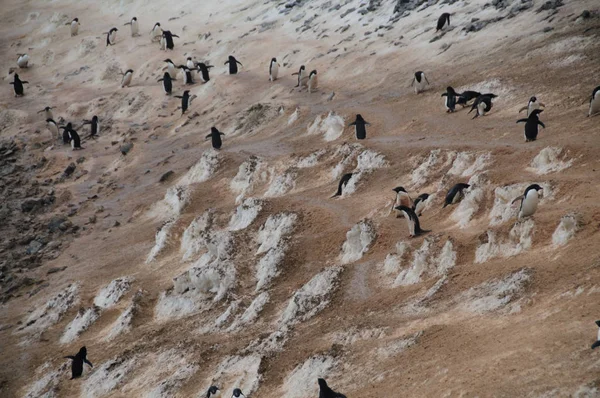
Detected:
left=331, top=173, right=353, bottom=198
left=456, top=90, right=481, bottom=106
left=175, top=90, right=191, bottom=115
left=444, top=183, right=470, bottom=207
left=517, top=109, right=545, bottom=142
left=318, top=378, right=347, bottom=398
left=197, top=63, right=213, bottom=82
left=158, top=72, right=173, bottom=95
left=436, top=12, right=450, bottom=31
left=293, top=65, right=305, bottom=87
left=349, top=114, right=370, bottom=140
left=225, top=55, right=242, bottom=74
left=206, top=385, right=219, bottom=397
left=162, top=30, right=178, bottom=50
left=441, top=86, right=457, bottom=112
left=10, top=73, right=28, bottom=96
left=206, top=126, right=225, bottom=149
left=64, top=346, right=93, bottom=379
left=83, top=115, right=99, bottom=137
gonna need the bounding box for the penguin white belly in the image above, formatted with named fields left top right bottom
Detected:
left=48, top=123, right=58, bottom=138
left=477, top=101, right=487, bottom=116
left=528, top=102, right=539, bottom=117
left=131, top=21, right=139, bottom=36
left=45, top=110, right=54, bottom=120
left=152, top=28, right=162, bottom=41
left=187, top=60, right=195, bottom=69
left=160, top=36, right=166, bottom=50
left=590, top=95, right=600, bottom=117
left=308, top=76, right=318, bottom=93
left=71, top=22, right=79, bottom=36
left=415, top=200, right=426, bottom=216
left=122, top=73, right=132, bottom=87
left=300, top=74, right=309, bottom=88
left=167, top=64, right=176, bottom=78
left=452, top=191, right=463, bottom=204
left=415, top=79, right=426, bottom=94
left=270, top=64, right=279, bottom=81
left=519, top=193, right=539, bottom=218
left=109, top=31, right=117, bottom=44
left=17, top=55, right=29, bottom=68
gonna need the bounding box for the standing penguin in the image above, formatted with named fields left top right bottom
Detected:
left=349, top=114, right=370, bottom=140
left=120, top=69, right=134, bottom=88
left=206, top=386, right=220, bottom=397
left=269, top=57, right=280, bottom=81
left=196, top=62, right=214, bottom=83
left=517, top=109, right=545, bottom=142
left=67, top=18, right=80, bottom=36
left=186, top=57, right=195, bottom=70
left=519, top=96, right=545, bottom=117
left=436, top=13, right=450, bottom=31
left=318, top=378, right=347, bottom=398
left=456, top=90, right=481, bottom=107
left=331, top=173, right=353, bottom=198
left=443, top=183, right=470, bottom=207
left=151, top=22, right=162, bottom=42
left=412, top=193, right=430, bottom=216
left=10, top=74, right=28, bottom=97
left=174, top=90, right=196, bottom=115
left=392, top=187, right=413, bottom=215
left=469, top=94, right=497, bottom=119
left=61, top=123, right=82, bottom=150
left=64, top=347, right=93, bottom=379
left=511, top=184, right=543, bottom=219
left=163, top=59, right=177, bottom=79
left=307, top=70, right=318, bottom=93
left=158, top=72, right=174, bottom=95
left=178, top=66, right=195, bottom=85
left=38, top=106, right=54, bottom=120
left=161, top=30, right=179, bottom=50
left=411, top=71, right=429, bottom=94
left=395, top=206, right=429, bottom=238
left=441, top=87, right=458, bottom=113
left=16, top=53, right=29, bottom=68
left=106, top=27, right=118, bottom=46
left=82, top=115, right=99, bottom=138
left=292, top=65, right=306, bottom=88
left=206, top=127, right=225, bottom=149
left=124, top=17, right=139, bottom=37
left=591, top=321, right=600, bottom=349
left=224, top=56, right=243, bottom=74
left=588, top=86, right=600, bottom=117
left=46, top=119, right=60, bottom=140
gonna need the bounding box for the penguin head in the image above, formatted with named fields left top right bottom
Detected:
left=309, top=70, right=317, bottom=77
left=415, top=71, right=423, bottom=78
left=183, top=90, right=190, bottom=95
left=392, top=186, right=407, bottom=193
left=318, top=378, right=328, bottom=388
left=125, top=69, right=133, bottom=74
left=154, top=22, right=161, bottom=27
left=356, top=114, right=364, bottom=121
left=447, top=86, right=455, bottom=94
left=110, top=27, right=118, bottom=32
left=229, top=55, right=236, bottom=61
left=164, top=58, right=173, bottom=64
left=132, top=17, right=137, bottom=21
left=46, top=118, right=55, bottom=123
left=14, top=73, right=19, bottom=79
left=211, top=126, right=219, bottom=133
left=271, top=57, right=277, bottom=63
left=529, top=96, right=537, bottom=103
left=78, top=346, right=87, bottom=356
left=92, top=115, right=98, bottom=122
left=73, top=18, right=79, bottom=22
left=163, top=72, right=171, bottom=78
left=232, top=388, right=244, bottom=397
left=525, top=184, right=543, bottom=195
left=299, top=65, right=305, bottom=71
left=45, top=106, right=52, bottom=111
left=187, top=57, right=192, bottom=61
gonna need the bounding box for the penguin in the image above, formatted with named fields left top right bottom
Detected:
left=82, top=115, right=99, bottom=138
left=174, top=90, right=197, bottom=115
left=469, top=94, right=496, bottom=119
left=292, top=65, right=306, bottom=88
left=46, top=118, right=60, bottom=140
left=269, top=57, right=280, bottom=81
left=443, top=183, right=470, bottom=207
left=318, top=378, right=347, bottom=398
left=519, top=96, right=545, bottom=117
left=120, top=69, right=134, bottom=88
left=61, top=123, right=82, bottom=150
left=10, top=73, right=28, bottom=97
left=106, top=27, right=118, bottom=46
left=224, top=55, right=243, bottom=74
left=591, top=320, right=600, bottom=349
left=158, top=72, right=174, bottom=95
left=161, top=30, right=179, bottom=50
left=412, top=193, right=430, bottom=216
left=516, top=109, right=545, bottom=142
left=436, top=13, right=450, bottom=31
left=307, top=70, right=318, bottom=93
left=186, top=57, right=195, bottom=70
left=16, top=53, right=29, bottom=68
left=331, top=173, right=353, bottom=198
left=67, top=18, right=80, bottom=37
left=206, top=386, right=220, bottom=397
left=392, top=186, right=413, bottom=215
left=64, top=346, right=93, bottom=379
left=178, top=66, right=195, bottom=85
left=206, top=127, right=225, bottom=149
left=38, top=106, right=54, bottom=120
left=411, top=71, right=429, bottom=94
left=124, top=17, right=139, bottom=37
left=151, top=22, right=162, bottom=42
left=588, top=86, right=600, bottom=117
left=396, top=205, right=429, bottom=238
left=62, top=123, right=72, bottom=144
left=232, top=388, right=245, bottom=397
left=511, top=184, right=543, bottom=219
left=196, top=62, right=214, bottom=83
left=163, top=59, right=177, bottom=79
left=349, top=114, right=370, bottom=140
left=441, top=87, right=458, bottom=113
left=456, top=90, right=481, bottom=107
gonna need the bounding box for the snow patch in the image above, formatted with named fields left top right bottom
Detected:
left=529, top=147, right=573, bottom=175
left=180, top=210, right=214, bottom=261
left=307, top=111, right=345, bottom=141
left=552, top=214, right=579, bottom=247
left=82, top=356, right=137, bottom=398
left=19, top=284, right=79, bottom=336
left=330, top=143, right=363, bottom=180
left=448, top=152, right=491, bottom=177
left=146, top=364, right=198, bottom=398
left=148, top=186, right=190, bottom=220
left=210, top=355, right=262, bottom=396
left=228, top=198, right=263, bottom=231
left=230, top=156, right=269, bottom=203
left=24, top=362, right=68, bottom=398
left=377, top=331, right=423, bottom=359
left=343, top=150, right=388, bottom=196
left=451, top=174, right=487, bottom=228
left=282, top=355, right=337, bottom=398
left=460, top=269, right=531, bottom=314
left=256, top=246, right=287, bottom=291
left=395, top=239, right=456, bottom=286
left=295, top=149, right=326, bottom=168
left=339, top=219, right=376, bottom=264
left=60, top=306, right=101, bottom=344
left=228, top=292, right=270, bottom=331
left=146, top=220, right=175, bottom=264
left=103, top=291, right=142, bottom=342
left=288, top=107, right=299, bottom=125
left=475, top=220, right=535, bottom=263
left=382, top=242, right=410, bottom=276
left=94, top=277, right=133, bottom=309
left=264, top=169, right=296, bottom=197
left=178, top=150, right=221, bottom=185
left=256, top=213, right=297, bottom=254
left=488, top=182, right=553, bottom=226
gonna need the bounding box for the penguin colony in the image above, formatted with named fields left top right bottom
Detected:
left=6, top=7, right=599, bottom=395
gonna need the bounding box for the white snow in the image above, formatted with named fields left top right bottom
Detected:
left=410, top=149, right=445, bottom=188
left=288, top=107, right=299, bottom=125
left=475, top=220, right=535, bottom=263
left=146, top=220, right=175, bottom=264
left=451, top=173, right=486, bottom=228
left=210, top=355, right=262, bottom=396
left=382, top=242, right=410, bottom=276
left=339, top=219, right=376, bottom=264
left=146, top=364, right=198, bottom=398
left=255, top=246, right=287, bottom=291
left=295, top=149, right=326, bottom=168
left=377, top=331, right=423, bottom=359
left=230, top=156, right=269, bottom=203
left=149, top=186, right=190, bottom=221
left=552, top=214, right=579, bottom=247
left=93, top=277, right=133, bottom=309
left=264, top=169, right=296, bottom=197
left=103, top=291, right=142, bottom=342
left=342, top=149, right=388, bottom=196
left=460, top=269, right=531, bottom=314
left=529, top=147, right=573, bottom=175
left=178, top=150, right=221, bottom=185
left=228, top=198, right=263, bottom=231
left=281, top=355, right=337, bottom=398
left=154, top=292, right=199, bottom=321
left=394, top=239, right=456, bottom=286
left=307, top=111, right=345, bottom=141
left=256, top=213, right=297, bottom=255
left=279, top=266, right=342, bottom=327
left=180, top=210, right=214, bottom=261
left=60, top=306, right=101, bottom=344
left=228, top=292, right=270, bottom=331
left=330, top=143, right=363, bottom=180
left=23, top=362, right=68, bottom=398
left=82, top=356, right=137, bottom=398
left=20, top=284, right=79, bottom=336
left=488, top=182, right=553, bottom=226
left=448, top=152, right=491, bottom=177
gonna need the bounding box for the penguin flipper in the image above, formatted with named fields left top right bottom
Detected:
left=538, top=121, right=546, bottom=128
left=592, top=341, right=600, bottom=349
left=518, top=106, right=528, bottom=113
left=348, top=122, right=356, bottom=126
left=441, top=93, right=447, bottom=97
left=64, top=356, right=75, bottom=360
left=205, top=134, right=212, bottom=139
left=219, top=132, right=225, bottom=135
left=224, top=61, right=229, bottom=65
left=236, top=61, right=243, bottom=66
left=511, top=195, right=524, bottom=205
left=424, top=76, right=430, bottom=85
left=84, top=359, right=93, bottom=367
left=596, top=320, right=600, bottom=327
left=174, top=95, right=183, bottom=98
left=516, top=118, right=527, bottom=123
